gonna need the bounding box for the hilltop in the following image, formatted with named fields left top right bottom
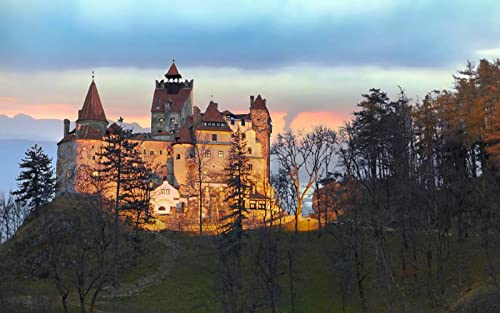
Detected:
left=0, top=197, right=499, bottom=313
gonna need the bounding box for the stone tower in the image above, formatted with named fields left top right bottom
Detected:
left=56, top=78, right=108, bottom=194
left=250, top=95, right=272, bottom=181
left=151, top=61, right=194, bottom=141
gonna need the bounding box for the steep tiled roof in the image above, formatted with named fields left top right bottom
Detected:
left=106, top=123, right=122, bottom=134
left=58, top=124, right=102, bottom=144
left=78, top=125, right=102, bottom=139
left=174, top=123, right=194, bottom=144
left=151, top=88, right=192, bottom=113
left=202, top=101, right=226, bottom=123
left=196, top=101, right=232, bottom=132
left=77, top=80, right=107, bottom=122
left=165, top=62, right=182, bottom=79
left=251, top=94, right=268, bottom=111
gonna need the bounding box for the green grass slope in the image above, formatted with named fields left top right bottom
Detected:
left=1, top=197, right=500, bottom=313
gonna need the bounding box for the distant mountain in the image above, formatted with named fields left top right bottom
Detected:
left=0, top=114, right=149, bottom=142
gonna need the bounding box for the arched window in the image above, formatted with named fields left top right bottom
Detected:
left=176, top=154, right=181, bottom=160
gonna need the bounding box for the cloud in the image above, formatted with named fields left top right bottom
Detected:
left=0, top=64, right=455, bottom=130
left=0, top=0, right=499, bottom=71
left=476, top=47, right=500, bottom=58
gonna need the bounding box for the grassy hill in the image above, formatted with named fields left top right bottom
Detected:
left=1, top=197, right=499, bottom=313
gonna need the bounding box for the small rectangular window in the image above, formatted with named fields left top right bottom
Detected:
left=248, top=164, right=253, bottom=171
left=150, top=151, right=154, bottom=155
left=160, top=150, right=163, bottom=155
left=204, top=151, right=211, bottom=158
left=218, top=151, right=224, bottom=158
left=241, top=119, right=245, bottom=126
left=248, top=148, right=252, bottom=154
left=212, top=134, right=217, bottom=141
left=242, top=133, right=246, bottom=139
left=231, top=119, right=235, bottom=125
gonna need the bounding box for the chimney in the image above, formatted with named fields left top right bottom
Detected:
left=250, top=95, right=255, bottom=106
left=64, top=119, right=70, bottom=136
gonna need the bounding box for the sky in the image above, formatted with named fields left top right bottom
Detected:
left=1, top=0, right=500, bottom=135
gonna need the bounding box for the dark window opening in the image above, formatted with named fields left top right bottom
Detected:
left=241, top=119, right=245, bottom=126
left=176, top=154, right=181, bottom=160
left=248, top=148, right=252, bottom=154
left=212, top=134, right=217, bottom=141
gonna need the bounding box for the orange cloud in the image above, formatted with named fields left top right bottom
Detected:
left=0, top=97, right=75, bottom=120
left=290, top=111, right=349, bottom=132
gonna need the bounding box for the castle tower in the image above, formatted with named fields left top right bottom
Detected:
left=171, top=122, right=195, bottom=187
left=76, top=79, right=108, bottom=135
left=56, top=77, right=109, bottom=194
left=151, top=61, right=194, bottom=141
left=250, top=95, right=272, bottom=182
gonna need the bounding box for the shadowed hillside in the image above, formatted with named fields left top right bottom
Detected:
left=1, top=197, right=499, bottom=313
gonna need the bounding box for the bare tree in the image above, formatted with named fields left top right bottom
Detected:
left=271, top=127, right=336, bottom=233
left=190, top=133, right=213, bottom=236
left=0, top=193, right=28, bottom=243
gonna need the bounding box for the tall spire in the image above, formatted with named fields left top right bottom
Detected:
left=77, top=79, right=107, bottom=122
left=165, top=59, right=182, bottom=80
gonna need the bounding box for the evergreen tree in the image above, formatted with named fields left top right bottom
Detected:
left=13, top=144, right=55, bottom=216
left=217, top=127, right=251, bottom=313
left=221, top=127, right=251, bottom=240
left=94, top=122, right=144, bottom=287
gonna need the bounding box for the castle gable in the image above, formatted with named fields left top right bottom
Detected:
left=197, top=101, right=232, bottom=132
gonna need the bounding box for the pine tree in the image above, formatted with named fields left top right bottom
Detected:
left=94, top=122, right=143, bottom=287
left=13, top=144, right=55, bottom=216
left=220, top=127, right=251, bottom=241
left=217, top=127, right=251, bottom=313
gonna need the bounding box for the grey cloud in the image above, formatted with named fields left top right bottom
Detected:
left=0, top=1, right=498, bottom=71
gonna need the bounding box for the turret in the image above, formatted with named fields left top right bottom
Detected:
left=250, top=95, right=272, bottom=182
left=151, top=60, right=194, bottom=139
left=76, top=79, right=108, bottom=135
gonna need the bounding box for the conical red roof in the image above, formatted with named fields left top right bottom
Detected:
left=165, top=62, right=182, bottom=79
left=77, top=80, right=107, bottom=122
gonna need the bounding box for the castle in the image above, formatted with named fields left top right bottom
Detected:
left=56, top=62, right=273, bottom=224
